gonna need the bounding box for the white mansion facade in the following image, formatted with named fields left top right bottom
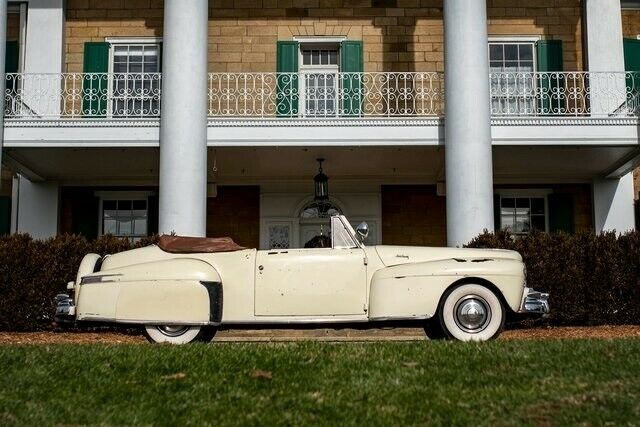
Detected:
left=0, top=0, right=638, bottom=249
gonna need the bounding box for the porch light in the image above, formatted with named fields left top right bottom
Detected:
left=314, top=158, right=329, bottom=201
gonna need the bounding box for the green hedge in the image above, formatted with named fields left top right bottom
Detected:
left=0, top=234, right=158, bottom=331
left=466, top=230, right=640, bottom=326
left=1, top=231, right=638, bottom=331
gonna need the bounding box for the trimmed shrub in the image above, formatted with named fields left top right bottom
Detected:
left=0, top=234, right=158, bottom=331
left=1, top=231, right=638, bottom=331
left=466, top=230, right=640, bottom=326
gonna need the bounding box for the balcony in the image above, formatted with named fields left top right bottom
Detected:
left=3, top=71, right=639, bottom=120
left=2, top=71, right=639, bottom=152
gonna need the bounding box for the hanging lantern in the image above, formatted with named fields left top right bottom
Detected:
left=313, top=158, right=329, bottom=201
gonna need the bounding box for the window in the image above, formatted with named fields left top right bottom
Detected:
left=489, top=40, right=537, bottom=115
left=331, top=216, right=357, bottom=249
left=299, top=44, right=340, bottom=117
left=498, top=194, right=548, bottom=235
left=109, top=39, right=161, bottom=117
left=101, top=198, right=148, bottom=239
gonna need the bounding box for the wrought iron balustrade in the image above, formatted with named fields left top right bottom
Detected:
left=489, top=71, right=640, bottom=117
left=2, top=71, right=638, bottom=120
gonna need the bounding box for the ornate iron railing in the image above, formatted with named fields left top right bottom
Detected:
left=2, top=71, right=639, bottom=119
left=489, top=71, right=640, bottom=117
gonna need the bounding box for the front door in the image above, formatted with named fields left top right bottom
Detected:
left=254, top=216, right=367, bottom=317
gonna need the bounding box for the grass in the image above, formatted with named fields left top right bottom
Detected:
left=1, top=340, right=640, bottom=426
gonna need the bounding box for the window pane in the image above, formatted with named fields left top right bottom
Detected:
left=133, top=218, right=147, bottom=235
left=118, top=218, right=132, bottom=235
left=489, top=44, right=503, bottom=61
left=516, top=198, right=530, bottom=209
left=118, top=200, right=132, bottom=211
left=501, top=212, right=515, bottom=231
left=103, top=200, right=117, bottom=210
left=329, top=50, right=338, bottom=65
left=504, top=44, right=518, bottom=60
left=303, top=50, right=311, bottom=65
left=132, top=200, right=147, bottom=210
left=103, top=218, right=117, bottom=235
left=332, top=218, right=355, bottom=248
left=519, top=44, right=533, bottom=61
left=501, top=197, right=515, bottom=208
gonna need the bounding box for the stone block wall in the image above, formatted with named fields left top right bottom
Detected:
left=65, top=0, right=583, bottom=73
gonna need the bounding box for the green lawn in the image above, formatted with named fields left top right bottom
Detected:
left=1, top=340, right=639, bottom=426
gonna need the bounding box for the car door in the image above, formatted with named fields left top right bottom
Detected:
left=254, top=217, right=367, bottom=317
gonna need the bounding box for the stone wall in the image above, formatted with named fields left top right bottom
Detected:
left=622, top=9, right=640, bottom=38
left=65, top=0, right=583, bottom=73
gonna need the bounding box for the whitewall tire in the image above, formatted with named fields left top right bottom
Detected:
left=438, top=284, right=505, bottom=342
left=143, top=325, right=215, bottom=344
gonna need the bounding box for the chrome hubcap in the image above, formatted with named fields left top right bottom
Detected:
left=454, top=296, right=491, bottom=333
left=156, top=325, right=190, bottom=337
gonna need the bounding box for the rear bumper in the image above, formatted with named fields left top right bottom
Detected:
left=54, top=294, right=76, bottom=323
left=518, top=287, right=550, bottom=315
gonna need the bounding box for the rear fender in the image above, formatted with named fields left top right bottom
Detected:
left=368, top=258, right=525, bottom=320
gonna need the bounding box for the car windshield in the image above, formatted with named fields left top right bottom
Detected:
left=331, top=216, right=357, bottom=249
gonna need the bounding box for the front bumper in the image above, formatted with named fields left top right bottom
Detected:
left=518, top=287, right=550, bottom=315
left=54, top=294, right=76, bottom=323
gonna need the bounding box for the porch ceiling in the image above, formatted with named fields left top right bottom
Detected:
left=3, top=145, right=636, bottom=185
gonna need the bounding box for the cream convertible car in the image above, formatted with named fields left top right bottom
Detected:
left=56, top=215, right=549, bottom=343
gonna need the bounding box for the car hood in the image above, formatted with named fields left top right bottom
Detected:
left=373, top=245, right=522, bottom=267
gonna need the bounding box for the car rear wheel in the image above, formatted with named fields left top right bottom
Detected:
left=438, top=284, right=505, bottom=342
left=143, top=325, right=216, bottom=344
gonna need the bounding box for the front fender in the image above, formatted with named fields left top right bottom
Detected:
left=76, top=258, right=222, bottom=325
left=368, top=258, right=525, bottom=320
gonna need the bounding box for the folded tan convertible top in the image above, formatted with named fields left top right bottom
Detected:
left=158, top=235, right=247, bottom=254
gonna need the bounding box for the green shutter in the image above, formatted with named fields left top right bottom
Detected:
left=82, top=42, right=109, bottom=117
left=340, top=40, right=363, bottom=116
left=493, top=194, right=501, bottom=232
left=276, top=41, right=299, bottom=117
left=623, top=38, right=640, bottom=105
left=0, top=196, right=11, bottom=235
left=536, top=40, right=564, bottom=115
left=548, top=193, right=574, bottom=233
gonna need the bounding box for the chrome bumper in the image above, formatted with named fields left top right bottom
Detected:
left=54, top=294, right=76, bottom=323
left=519, top=287, right=550, bottom=315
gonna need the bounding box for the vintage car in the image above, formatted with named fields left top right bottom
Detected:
left=55, top=215, right=549, bottom=343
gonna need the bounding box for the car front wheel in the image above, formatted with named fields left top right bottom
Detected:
left=438, top=283, right=505, bottom=342
left=143, top=325, right=216, bottom=344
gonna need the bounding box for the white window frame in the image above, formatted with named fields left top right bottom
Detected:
left=105, top=37, right=163, bottom=118
left=488, top=36, right=541, bottom=116
left=496, top=189, right=552, bottom=234
left=488, top=37, right=539, bottom=71
left=95, top=191, right=155, bottom=239
left=296, top=37, right=344, bottom=118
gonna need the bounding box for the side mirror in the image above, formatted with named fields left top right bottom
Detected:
left=356, top=222, right=369, bottom=242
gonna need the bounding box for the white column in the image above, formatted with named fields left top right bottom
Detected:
left=159, top=0, right=209, bottom=237
left=14, top=174, right=59, bottom=239
left=443, top=0, right=494, bottom=247
left=593, top=173, right=636, bottom=232
left=584, top=0, right=626, bottom=115
left=0, top=0, right=7, bottom=183
left=22, top=0, right=65, bottom=117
